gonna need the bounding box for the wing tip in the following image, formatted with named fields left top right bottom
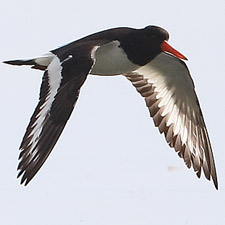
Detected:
left=195, top=168, right=218, bottom=190
left=207, top=175, right=218, bottom=190
left=17, top=171, right=31, bottom=186
left=212, top=174, right=218, bottom=190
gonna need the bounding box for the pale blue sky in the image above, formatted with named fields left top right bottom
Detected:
left=1, top=0, right=225, bottom=224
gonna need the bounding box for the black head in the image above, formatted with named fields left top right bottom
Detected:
left=142, top=25, right=169, bottom=44
left=143, top=25, right=187, bottom=61
left=120, top=25, right=170, bottom=66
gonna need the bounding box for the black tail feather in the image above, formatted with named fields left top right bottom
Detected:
left=3, top=59, right=47, bottom=70
left=3, top=59, right=35, bottom=66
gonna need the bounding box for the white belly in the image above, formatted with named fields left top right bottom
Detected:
left=90, top=41, right=139, bottom=76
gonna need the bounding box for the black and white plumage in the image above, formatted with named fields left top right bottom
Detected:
left=4, top=26, right=218, bottom=189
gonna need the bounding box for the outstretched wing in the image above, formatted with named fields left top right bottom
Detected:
left=125, top=52, right=218, bottom=189
left=17, top=43, right=99, bottom=185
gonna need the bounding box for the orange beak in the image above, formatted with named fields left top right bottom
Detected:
left=161, top=40, right=188, bottom=60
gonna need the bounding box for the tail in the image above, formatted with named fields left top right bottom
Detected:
left=3, top=54, right=54, bottom=70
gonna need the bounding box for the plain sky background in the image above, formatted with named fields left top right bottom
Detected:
left=1, top=0, right=225, bottom=224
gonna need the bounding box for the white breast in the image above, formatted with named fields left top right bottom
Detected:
left=90, top=41, right=139, bottom=75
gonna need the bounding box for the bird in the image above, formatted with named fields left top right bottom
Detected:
left=3, top=25, right=218, bottom=189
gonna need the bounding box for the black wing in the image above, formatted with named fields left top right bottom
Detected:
left=17, top=43, right=100, bottom=185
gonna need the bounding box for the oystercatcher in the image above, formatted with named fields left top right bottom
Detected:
left=4, top=25, right=218, bottom=189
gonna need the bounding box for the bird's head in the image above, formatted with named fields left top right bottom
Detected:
left=143, top=25, right=188, bottom=60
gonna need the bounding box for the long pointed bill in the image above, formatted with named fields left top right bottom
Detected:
left=161, top=40, right=188, bottom=60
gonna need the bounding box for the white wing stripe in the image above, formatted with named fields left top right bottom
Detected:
left=26, top=55, right=62, bottom=152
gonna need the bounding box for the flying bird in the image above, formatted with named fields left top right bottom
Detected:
left=4, top=25, right=218, bottom=189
